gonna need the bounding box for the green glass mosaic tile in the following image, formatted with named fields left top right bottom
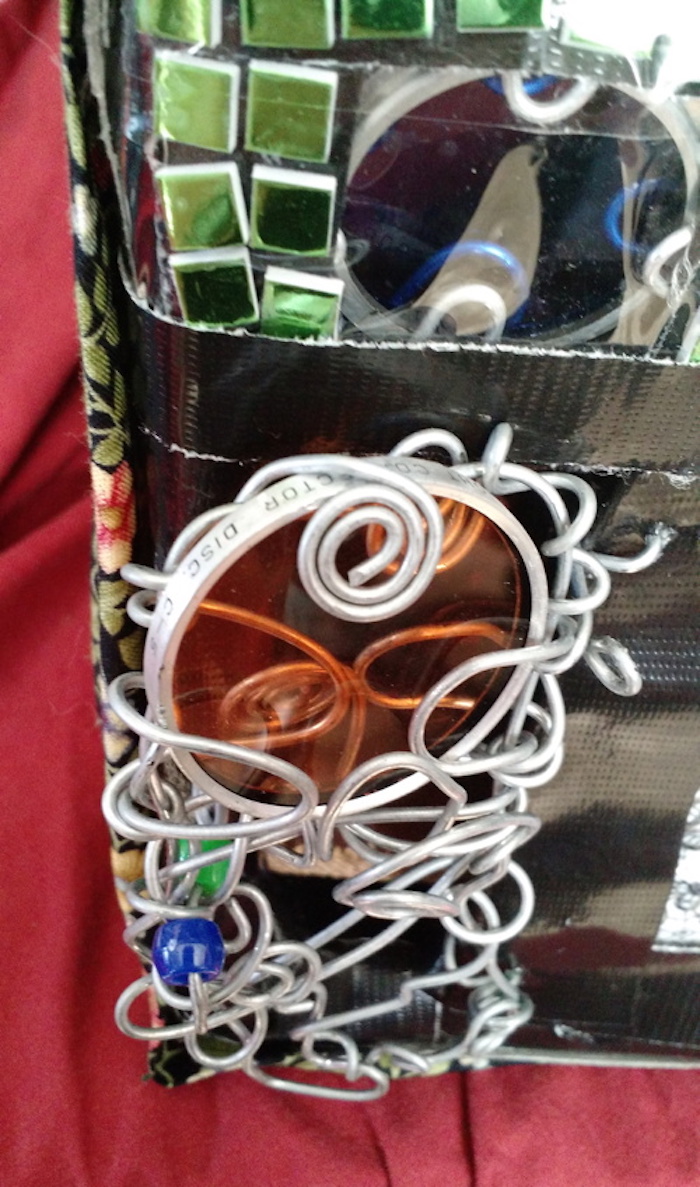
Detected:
left=341, top=0, right=434, bottom=39
left=241, top=0, right=335, bottom=49
left=157, top=164, right=248, bottom=251
left=171, top=247, right=259, bottom=327
left=154, top=52, right=239, bottom=153
left=175, top=840, right=230, bottom=895
left=251, top=166, right=336, bottom=256
left=246, top=63, right=338, bottom=164
left=261, top=267, right=344, bottom=339
left=456, top=0, right=544, bottom=29
left=136, top=0, right=222, bottom=45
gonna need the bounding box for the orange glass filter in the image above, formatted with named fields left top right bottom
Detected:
left=172, top=508, right=527, bottom=800
left=143, top=450, right=549, bottom=811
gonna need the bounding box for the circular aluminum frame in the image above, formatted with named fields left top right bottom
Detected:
left=144, top=457, right=549, bottom=818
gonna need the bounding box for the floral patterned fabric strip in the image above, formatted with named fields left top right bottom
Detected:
left=61, top=0, right=142, bottom=777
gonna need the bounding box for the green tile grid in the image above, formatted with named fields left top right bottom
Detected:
left=157, top=164, right=249, bottom=251
left=261, top=266, right=344, bottom=339
left=456, top=0, right=545, bottom=29
left=246, top=62, right=338, bottom=165
left=341, top=0, right=434, bottom=39
left=154, top=52, right=239, bottom=153
left=251, top=166, right=337, bottom=256
left=171, top=247, right=259, bottom=328
left=136, top=0, right=222, bottom=45
left=240, top=0, right=335, bottom=49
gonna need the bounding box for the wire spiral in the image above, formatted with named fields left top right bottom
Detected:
left=109, top=425, right=669, bottom=1098
left=238, top=453, right=444, bottom=623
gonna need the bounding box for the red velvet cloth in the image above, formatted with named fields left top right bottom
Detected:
left=2, top=3, right=699, bottom=1182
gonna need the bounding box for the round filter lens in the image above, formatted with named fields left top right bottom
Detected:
left=145, top=462, right=546, bottom=810
left=343, top=78, right=687, bottom=345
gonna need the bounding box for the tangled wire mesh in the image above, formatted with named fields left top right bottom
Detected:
left=104, top=424, right=669, bottom=1098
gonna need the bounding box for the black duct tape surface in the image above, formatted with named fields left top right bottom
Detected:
left=124, top=294, right=699, bottom=1070
left=129, top=298, right=698, bottom=557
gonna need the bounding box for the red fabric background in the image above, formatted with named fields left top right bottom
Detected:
left=1, top=3, right=699, bottom=1183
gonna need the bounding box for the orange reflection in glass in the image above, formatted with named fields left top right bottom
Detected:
left=172, top=502, right=527, bottom=801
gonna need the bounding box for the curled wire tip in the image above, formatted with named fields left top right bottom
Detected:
left=585, top=637, right=643, bottom=697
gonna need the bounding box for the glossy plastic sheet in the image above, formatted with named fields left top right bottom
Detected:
left=101, top=0, right=700, bottom=358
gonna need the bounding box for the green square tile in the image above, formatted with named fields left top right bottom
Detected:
left=246, top=63, right=338, bottom=164
left=157, top=164, right=248, bottom=251
left=154, top=52, right=239, bottom=153
left=241, top=0, right=335, bottom=49
left=341, top=0, right=434, bottom=39
left=136, top=0, right=222, bottom=45
left=261, top=267, right=344, bottom=339
left=171, top=248, right=259, bottom=328
left=456, top=0, right=544, bottom=30
left=251, top=166, right=336, bottom=256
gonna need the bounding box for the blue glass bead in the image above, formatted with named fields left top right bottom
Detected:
left=152, top=918, right=225, bottom=986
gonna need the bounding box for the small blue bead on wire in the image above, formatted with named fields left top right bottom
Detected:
left=152, top=918, right=226, bottom=986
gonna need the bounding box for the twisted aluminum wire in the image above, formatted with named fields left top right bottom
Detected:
left=106, top=425, right=668, bottom=1099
